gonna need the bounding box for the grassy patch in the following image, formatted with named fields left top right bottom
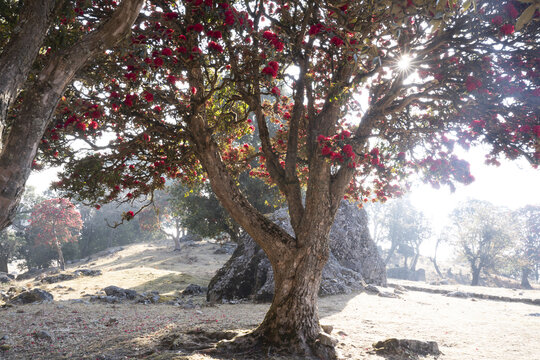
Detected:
left=131, top=273, right=208, bottom=294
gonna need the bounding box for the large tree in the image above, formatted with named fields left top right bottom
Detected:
left=35, top=0, right=539, bottom=358
left=0, top=0, right=145, bottom=230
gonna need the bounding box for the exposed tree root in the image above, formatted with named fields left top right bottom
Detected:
left=159, top=327, right=338, bottom=359
left=214, top=329, right=339, bottom=360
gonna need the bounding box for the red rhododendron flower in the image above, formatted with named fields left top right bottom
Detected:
left=154, top=57, right=164, bottom=67
left=342, top=144, right=355, bottom=159
left=309, top=24, right=324, bottom=36
left=76, top=122, right=87, bottom=131
left=262, top=61, right=279, bottom=78
left=187, top=23, right=204, bottom=32
left=95, top=205, right=101, bottom=210
left=263, top=31, right=284, bottom=51
left=89, top=120, right=99, bottom=130
left=224, top=10, right=235, bottom=26
left=161, top=47, right=173, bottom=56
left=167, top=75, right=177, bottom=83
left=163, top=12, right=178, bottom=20
left=124, top=72, right=137, bottom=81
left=330, top=36, right=344, bottom=47
left=144, top=91, right=154, bottom=102
left=124, top=94, right=137, bottom=107
left=271, top=86, right=280, bottom=96
left=191, top=86, right=197, bottom=95
left=321, top=145, right=332, bottom=156
left=207, top=30, right=222, bottom=39
left=208, top=41, right=224, bottom=53
left=500, top=24, right=514, bottom=35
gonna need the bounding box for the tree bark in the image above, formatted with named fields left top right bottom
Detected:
left=54, top=240, right=65, bottom=271
left=0, top=0, right=59, bottom=148
left=471, top=266, right=481, bottom=286
left=248, top=234, right=333, bottom=358
left=521, top=267, right=532, bottom=289
left=0, top=0, right=145, bottom=231
left=173, top=235, right=182, bottom=251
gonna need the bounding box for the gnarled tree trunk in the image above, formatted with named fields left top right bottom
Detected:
left=471, top=265, right=481, bottom=286
left=251, top=234, right=332, bottom=357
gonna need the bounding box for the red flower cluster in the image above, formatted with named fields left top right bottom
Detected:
left=208, top=41, right=224, bottom=53
left=330, top=36, right=344, bottom=47
left=143, top=91, right=154, bottom=102
left=308, top=24, right=324, bottom=36
left=271, top=86, right=280, bottom=96
left=161, top=47, right=173, bottom=56
left=500, top=24, right=515, bottom=35
left=207, top=30, right=222, bottom=39
left=262, top=61, right=279, bottom=78
left=263, top=31, right=284, bottom=52
left=163, top=12, right=178, bottom=20
left=224, top=10, right=235, bottom=26
left=187, top=23, right=204, bottom=32
left=342, top=144, right=355, bottom=159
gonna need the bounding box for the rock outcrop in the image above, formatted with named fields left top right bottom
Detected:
left=207, top=201, right=386, bottom=302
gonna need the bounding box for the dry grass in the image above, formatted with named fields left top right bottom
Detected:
left=1, top=239, right=539, bottom=360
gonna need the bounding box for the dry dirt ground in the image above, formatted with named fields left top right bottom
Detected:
left=1, top=239, right=539, bottom=360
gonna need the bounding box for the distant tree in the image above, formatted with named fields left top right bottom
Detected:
left=26, top=198, right=82, bottom=270
left=452, top=200, right=517, bottom=286
left=379, top=198, right=431, bottom=270
left=166, top=173, right=283, bottom=244
left=365, top=202, right=389, bottom=246
left=514, top=205, right=540, bottom=288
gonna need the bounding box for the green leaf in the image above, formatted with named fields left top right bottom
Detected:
left=515, top=4, right=537, bottom=31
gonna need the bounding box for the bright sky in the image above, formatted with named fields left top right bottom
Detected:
left=409, top=145, right=539, bottom=260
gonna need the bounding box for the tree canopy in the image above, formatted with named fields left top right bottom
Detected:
left=2, top=0, right=539, bottom=358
